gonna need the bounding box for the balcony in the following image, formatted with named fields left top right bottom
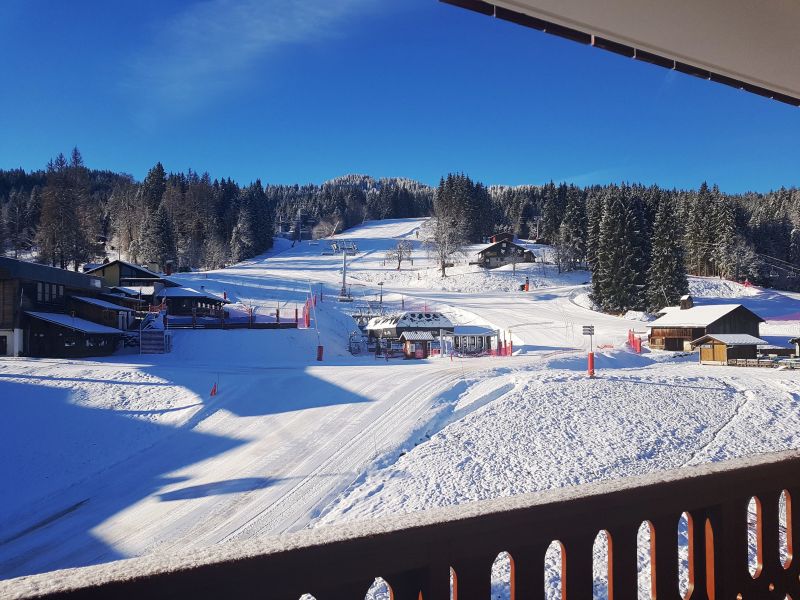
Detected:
left=3, top=450, right=798, bottom=599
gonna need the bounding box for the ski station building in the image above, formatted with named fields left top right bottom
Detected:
left=475, top=239, right=534, bottom=268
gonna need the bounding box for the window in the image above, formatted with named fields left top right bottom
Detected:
left=58, top=285, right=64, bottom=297
left=44, top=284, right=50, bottom=302
left=37, top=282, right=43, bottom=302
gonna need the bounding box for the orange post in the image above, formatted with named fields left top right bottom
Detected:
left=588, top=352, right=595, bottom=378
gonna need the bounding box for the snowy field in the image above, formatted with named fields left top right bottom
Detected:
left=2, top=217, right=800, bottom=588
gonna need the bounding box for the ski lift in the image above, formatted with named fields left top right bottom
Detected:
left=769, top=266, right=779, bottom=278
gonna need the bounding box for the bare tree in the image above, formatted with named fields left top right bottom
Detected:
left=312, top=220, right=337, bottom=240
left=422, top=217, right=464, bottom=277
left=385, top=240, right=413, bottom=270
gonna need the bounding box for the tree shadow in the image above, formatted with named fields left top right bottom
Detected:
left=158, top=477, right=279, bottom=501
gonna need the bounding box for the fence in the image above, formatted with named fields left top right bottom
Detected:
left=628, top=329, right=643, bottom=353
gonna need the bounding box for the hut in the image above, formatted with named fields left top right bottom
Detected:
left=476, top=240, right=534, bottom=269
left=399, top=330, right=435, bottom=359
left=155, top=287, right=229, bottom=317
left=648, top=304, right=764, bottom=352
left=690, top=334, right=767, bottom=365
left=441, top=325, right=500, bottom=356
left=68, top=296, right=135, bottom=331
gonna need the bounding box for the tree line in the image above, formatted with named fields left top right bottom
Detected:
left=2, top=152, right=800, bottom=311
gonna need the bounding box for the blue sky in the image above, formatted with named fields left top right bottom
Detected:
left=1, top=0, right=798, bottom=192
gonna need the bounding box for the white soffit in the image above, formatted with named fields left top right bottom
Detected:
left=442, top=0, right=800, bottom=105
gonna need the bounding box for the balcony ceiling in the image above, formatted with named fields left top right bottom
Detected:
left=445, top=0, right=800, bottom=105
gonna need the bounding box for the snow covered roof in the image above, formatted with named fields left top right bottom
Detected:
left=366, top=312, right=453, bottom=330
left=474, top=240, right=529, bottom=255
left=114, top=286, right=156, bottom=297
left=72, top=296, right=134, bottom=312
left=400, top=331, right=434, bottom=341
left=84, top=259, right=162, bottom=278
left=452, top=325, right=497, bottom=336
left=25, top=311, right=123, bottom=335
left=156, top=287, right=228, bottom=303
left=648, top=304, right=763, bottom=328
left=691, top=334, right=767, bottom=347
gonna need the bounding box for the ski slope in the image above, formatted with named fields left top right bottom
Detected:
left=2, top=218, right=799, bottom=583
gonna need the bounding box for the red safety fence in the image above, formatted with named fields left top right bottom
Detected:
left=627, top=329, right=643, bottom=353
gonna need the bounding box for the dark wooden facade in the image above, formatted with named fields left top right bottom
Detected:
left=84, top=260, right=179, bottom=289
left=477, top=240, right=534, bottom=268
left=649, top=305, right=763, bottom=351
left=26, top=315, right=121, bottom=358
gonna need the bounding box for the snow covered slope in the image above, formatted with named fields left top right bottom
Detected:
left=2, top=218, right=799, bottom=583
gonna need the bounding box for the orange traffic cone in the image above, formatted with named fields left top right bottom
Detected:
left=210, top=382, right=217, bottom=397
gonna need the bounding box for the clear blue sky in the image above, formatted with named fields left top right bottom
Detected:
left=1, top=0, right=798, bottom=192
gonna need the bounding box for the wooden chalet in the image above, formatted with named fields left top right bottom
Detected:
left=490, top=232, right=515, bottom=243
left=67, top=295, right=135, bottom=331
left=690, top=333, right=768, bottom=365
left=0, top=256, right=126, bottom=357
left=84, top=260, right=180, bottom=290
left=648, top=303, right=764, bottom=352
left=476, top=240, right=534, bottom=269
left=155, top=286, right=229, bottom=316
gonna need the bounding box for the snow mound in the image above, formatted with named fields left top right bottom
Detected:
left=688, top=277, right=759, bottom=299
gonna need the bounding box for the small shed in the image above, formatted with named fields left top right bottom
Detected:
left=155, top=287, right=229, bottom=316
left=690, top=334, right=768, bottom=365
left=790, top=337, right=800, bottom=357
left=69, top=295, right=135, bottom=331
left=399, top=330, right=435, bottom=359
left=24, top=311, right=123, bottom=357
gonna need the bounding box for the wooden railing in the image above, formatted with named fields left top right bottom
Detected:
left=3, top=451, right=800, bottom=599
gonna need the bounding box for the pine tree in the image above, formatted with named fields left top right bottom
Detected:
left=558, top=186, right=587, bottom=270
left=141, top=163, right=167, bottom=211
left=230, top=204, right=256, bottom=263
left=645, top=199, right=688, bottom=311
left=140, top=204, right=176, bottom=269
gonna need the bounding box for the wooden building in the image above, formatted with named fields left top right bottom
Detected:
left=441, top=326, right=500, bottom=356
left=476, top=240, right=534, bottom=269
left=399, top=330, right=435, bottom=359
left=690, top=334, right=767, bottom=365
left=0, top=257, right=124, bottom=357
left=490, top=232, right=515, bottom=243
left=68, top=296, right=135, bottom=331
left=648, top=304, right=764, bottom=352
left=155, top=287, right=229, bottom=316
left=24, top=311, right=123, bottom=358
left=84, top=260, right=181, bottom=290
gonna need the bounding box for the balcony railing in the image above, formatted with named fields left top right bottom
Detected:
left=3, top=450, right=800, bottom=599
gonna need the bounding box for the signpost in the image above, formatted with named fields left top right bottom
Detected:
left=582, top=325, right=595, bottom=378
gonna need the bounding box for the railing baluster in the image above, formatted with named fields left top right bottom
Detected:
left=760, top=490, right=783, bottom=596
left=651, top=514, right=680, bottom=600
left=562, top=533, right=594, bottom=599
left=451, top=556, right=494, bottom=600
left=508, top=543, right=549, bottom=600
left=607, top=525, right=638, bottom=599
left=715, top=498, right=751, bottom=599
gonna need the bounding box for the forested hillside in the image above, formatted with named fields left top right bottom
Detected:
left=2, top=151, right=799, bottom=309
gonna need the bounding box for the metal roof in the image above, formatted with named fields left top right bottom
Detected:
left=0, top=257, right=103, bottom=290
left=72, top=296, right=134, bottom=312
left=399, top=331, right=435, bottom=341
left=25, top=311, right=123, bottom=335
left=84, top=260, right=162, bottom=279
left=691, top=334, right=768, bottom=347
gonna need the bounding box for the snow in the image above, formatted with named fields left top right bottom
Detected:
left=693, top=333, right=767, bottom=346
left=71, top=296, right=134, bottom=312
left=24, top=311, right=123, bottom=334
left=648, top=304, right=753, bottom=328
left=156, top=287, right=227, bottom=302
left=2, top=217, right=800, bottom=587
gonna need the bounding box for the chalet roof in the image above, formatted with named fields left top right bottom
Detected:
left=0, top=257, right=102, bottom=290
left=156, top=287, right=229, bottom=303
left=25, top=311, right=123, bottom=335
left=84, top=260, right=162, bottom=279
left=648, top=304, right=764, bottom=328
left=400, top=331, right=435, bottom=341
left=691, top=334, right=768, bottom=347
left=366, top=312, right=453, bottom=331
left=452, top=325, right=497, bottom=336
left=72, top=296, right=134, bottom=312
left=113, top=286, right=156, bottom=297
left=474, top=240, right=530, bottom=256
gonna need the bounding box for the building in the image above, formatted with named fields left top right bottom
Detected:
left=67, top=295, right=135, bottom=331
left=690, top=333, right=768, bottom=365
left=476, top=240, right=535, bottom=269
left=366, top=312, right=454, bottom=340
left=0, top=256, right=122, bottom=357
left=441, top=325, right=500, bottom=356
left=791, top=338, right=800, bottom=357
left=490, top=232, right=515, bottom=243
left=84, top=260, right=181, bottom=290
left=155, top=286, right=229, bottom=316
left=648, top=304, right=764, bottom=352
